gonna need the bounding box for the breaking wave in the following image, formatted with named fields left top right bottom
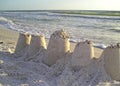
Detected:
left=0, top=17, right=15, bottom=29
left=0, top=10, right=120, bottom=46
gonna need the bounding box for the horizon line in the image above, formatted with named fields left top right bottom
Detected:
left=0, top=9, right=120, bottom=12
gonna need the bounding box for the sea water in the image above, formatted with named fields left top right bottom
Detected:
left=0, top=10, right=120, bottom=47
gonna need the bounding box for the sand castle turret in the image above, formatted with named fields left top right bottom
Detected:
left=71, top=40, right=94, bottom=69
left=43, top=30, right=70, bottom=66
left=25, top=34, right=46, bottom=58
left=39, top=35, right=47, bottom=49
left=15, top=33, right=31, bottom=54
left=104, top=43, right=120, bottom=81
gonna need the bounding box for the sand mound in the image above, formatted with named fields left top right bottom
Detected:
left=1, top=52, right=119, bottom=86
left=71, top=40, right=94, bottom=69
left=14, top=33, right=31, bottom=57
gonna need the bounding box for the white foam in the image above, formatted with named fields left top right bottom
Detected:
left=93, top=44, right=107, bottom=49
left=0, top=17, right=15, bottom=29
left=0, top=17, right=14, bottom=25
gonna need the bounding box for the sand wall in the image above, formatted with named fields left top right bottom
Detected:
left=25, top=35, right=46, bottom=58
left=104, top=43, right=120, bottom=81
left=15, top=33, right=31, bottom=54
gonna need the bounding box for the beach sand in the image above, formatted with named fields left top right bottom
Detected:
left=0, top=25, right=18, bottom=43
left=0, top=25, right=19, bottom=52
left=0, top=25, right=119, bottom=86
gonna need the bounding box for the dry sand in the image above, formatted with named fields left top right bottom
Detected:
left=0, top=25, right=120, bottom=86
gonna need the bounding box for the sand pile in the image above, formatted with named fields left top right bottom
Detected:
left=1, top=51, right=118, bottom=86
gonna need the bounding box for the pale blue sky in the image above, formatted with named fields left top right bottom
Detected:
left=0, top=0, right=120, bottom=10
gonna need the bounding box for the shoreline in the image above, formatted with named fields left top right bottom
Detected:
left=0, top=25, right=103, bottom=58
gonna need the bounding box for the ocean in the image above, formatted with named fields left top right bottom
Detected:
left=0, top=10, right=120, bottom=47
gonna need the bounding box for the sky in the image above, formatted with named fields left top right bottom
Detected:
left=0, top=0, right=120, bottom=11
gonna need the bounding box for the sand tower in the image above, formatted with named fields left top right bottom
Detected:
left=71, top=40, right=94, bottom=69
left=104, top=43, right=120, bottom=81
left=25, top=34, right=47, bottom=58
left=43, top=30, right=70, bottom=66
left=15, top=33, right=31, bottom=54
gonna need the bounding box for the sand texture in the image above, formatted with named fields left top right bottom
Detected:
left=0, top=26, right=120, bottom=86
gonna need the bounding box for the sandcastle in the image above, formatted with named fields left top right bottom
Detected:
left=103, top=43, right=120, bottom=81
left=43, top=30, right=70, bottom=66
left=71, top=40, right=95, bottom=69
left=15, top=33, right=31, bottom=54
left=25, top=34, right=47, bottom=59
left=14, top=30, right=120, bottom=81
